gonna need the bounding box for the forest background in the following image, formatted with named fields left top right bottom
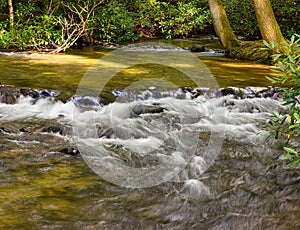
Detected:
left=0, top=0, right=298, bottom=51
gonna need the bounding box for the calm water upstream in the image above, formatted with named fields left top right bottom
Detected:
left=0, top=39, right=299, bottom=229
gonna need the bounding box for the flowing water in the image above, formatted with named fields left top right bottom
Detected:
left=0, top=39, right=299, bottom=229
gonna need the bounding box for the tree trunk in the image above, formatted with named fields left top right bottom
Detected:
left=208, top=0, right=238, bottom=49
left=8, top=0, right=14, bottom=31
left=252, top=0, right=285, bottom=51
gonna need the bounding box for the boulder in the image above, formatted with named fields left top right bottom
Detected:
left=0, top=87, right=18, bottom=104
left=191, top=44, right=206, bottom=52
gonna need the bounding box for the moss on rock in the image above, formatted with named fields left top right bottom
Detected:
left=227, top=40, right=271, bottom=64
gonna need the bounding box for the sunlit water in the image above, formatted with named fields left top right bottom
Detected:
left=0, top=40, right=299, bottom=229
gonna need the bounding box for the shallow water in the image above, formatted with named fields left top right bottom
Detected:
left=0, top=39, right=276, bottom=100
left=0, top=40, right=299, bottom=229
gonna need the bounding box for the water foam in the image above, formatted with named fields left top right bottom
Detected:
left=0, top=92, right=282, bottom=194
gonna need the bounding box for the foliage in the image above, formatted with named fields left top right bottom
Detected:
left=94, top=2, right=139, bottom=42
left=223, top=0, right=299, bottom=39
left=264, top=34, right=300, bottom=166
left=136, top=1, right=211, bottom=39
left=0, top=1, right=61, bottom=50
left=223, top=0, right=259, bottom=39
left=270, top=0, right=300, bottom=38
left=0, top=0, right=298, bottom=51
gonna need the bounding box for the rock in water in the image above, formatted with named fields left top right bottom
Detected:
left=20, top=88, right=40, bottom=98
left=0, top=87, right=18, bottom=104
left=130, top=104, right=165, bottom=117
left=191, top=44, right=206, bottom=52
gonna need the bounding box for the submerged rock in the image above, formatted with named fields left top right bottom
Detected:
left=0, top=84, right=59, bottom=104
left=130, top=104, right=165, bottom=117
left=113, top=86, right=282, bottom=101
left=40, top=125, right=71, bottom=136
left=58, top=147, right=80, bottom=156
left=191, top=44, right=206, bottom=52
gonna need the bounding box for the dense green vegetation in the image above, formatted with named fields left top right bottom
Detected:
left=223, top=0, right=299, bottom=39
left=0, top=0, right=298, bottom=51
left=264, top=34, right=300, bottom=166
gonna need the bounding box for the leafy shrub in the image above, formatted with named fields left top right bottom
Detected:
left=136, top=1, right=211, bottom=39
left=0, top=0, right=61, bottom=50
left=264, top=34, right=300, bottom=166
left=223, top=0, right=259, bottom=39
left=223, top=0, right=299, bottom=39
left=94, top=2, right=139, bottom=43
left=271, top=0, right=300, bottom=38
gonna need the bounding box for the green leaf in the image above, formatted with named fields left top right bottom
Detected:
left=263, top=40, right=270, bottom=49
left=265, top=76, right=277, bottom=83
left=290, top=64, right=296, bottom=73
left=291, top=35, right=295, bottom=43
left=283, top=147, right=298, bottom=155
left=288, top=124, right=299, bottom=129
left=289, top=158, right=300, bottom=167
left=278, top=61, right=285, bottom=71
left=271, top=40, right=276, bottom=49
left=281, top=155, right=294, bottom=160
left=294, top=113, right=300, bottom=121
left=270, top=68, right=281, bottom=73
left=270, top=112, right=278, bottom=117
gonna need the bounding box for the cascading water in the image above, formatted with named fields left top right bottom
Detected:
left=0, top=86, right=284, bottom=191
left=1, top=43, right=299, bottom=229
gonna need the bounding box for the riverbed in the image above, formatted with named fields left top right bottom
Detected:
left=0, top=39, right=299, bottom=229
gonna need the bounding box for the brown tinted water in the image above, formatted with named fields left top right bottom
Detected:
left=0, top=45, right=276, bottom=100
left=0, top=42, right=299, bottom=230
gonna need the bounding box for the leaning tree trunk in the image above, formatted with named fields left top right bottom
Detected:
left=8, top=0, right=14, bottom=31
left=252, top=0, right=286, bottom=52
left=208, top=0, right=238, bottom=49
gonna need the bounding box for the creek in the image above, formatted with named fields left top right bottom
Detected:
left=0, top=38, right=299, bottom=229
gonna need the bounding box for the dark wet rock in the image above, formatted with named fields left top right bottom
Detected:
left=191, top=44, right=206, bottom=52
left=59, top=147, right=80, bottom=156
left=112, top=86, right=283, bottom=102
left=70, top=95, right=103, bottom=110
left=40, top=125, right=70, bottom=136
left=220, top=87, right=240, bottom=97
left=20, top=88, right=39, bottom=98
left=97, top=127, right=114, bottom=138
left=0, top=87, right=18, bottom=104
left=214, top=49, right=225, bottom=54
left=0, top=85, right=59, bottom=105
left=0, top=126, right=20, bottom=134
left=20, top=125, right=39, bottom=133
left=180, top=86, right=193, bottom=93
left=0, top=127, right=10, bottom=133
left=38, top=89, right=58, bottom=97
left=130, top=104, right=165, bottom=117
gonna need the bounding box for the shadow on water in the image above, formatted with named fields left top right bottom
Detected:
left=200, top=56, right=276, bottom=87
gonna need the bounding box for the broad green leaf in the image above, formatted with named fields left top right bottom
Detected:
left=263, top=40, right=270, bottom=48
left=281, top=155, right=294, bottom=160
left=289, top=158, right=300, bottom=167
left=283, top=147, right=298, bottom=155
